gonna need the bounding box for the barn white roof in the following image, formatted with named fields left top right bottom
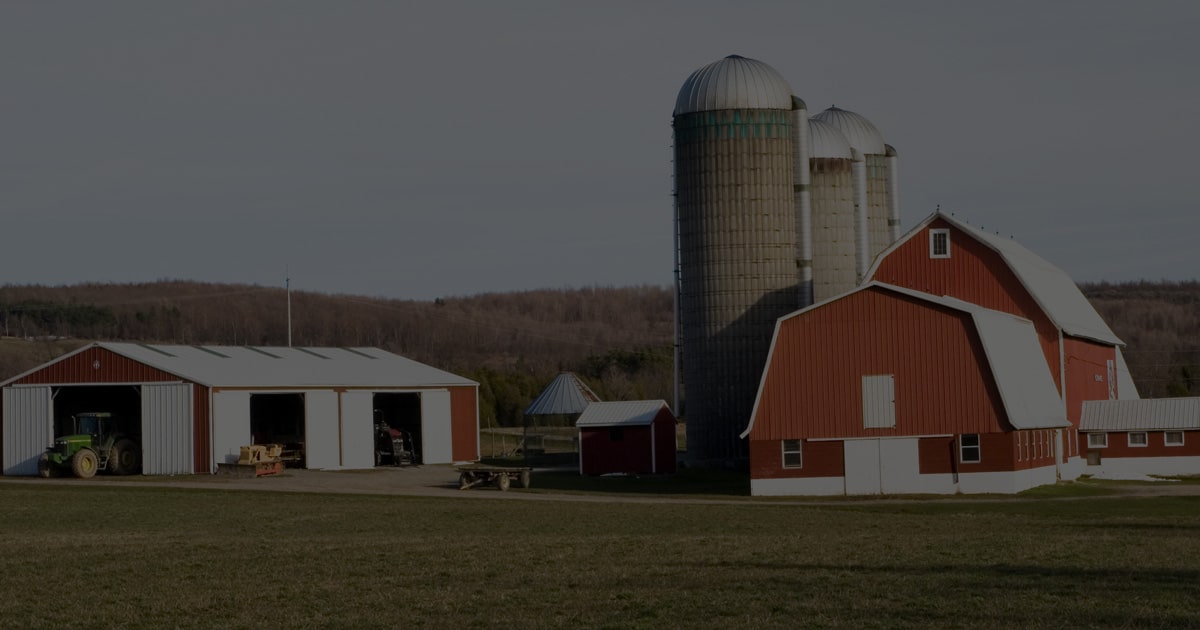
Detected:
left=576, top=400, right=673, bottom=428
left=10, top=342, right=477, bottom=389
left=866, top=212, right=1122, bottom=346
left=1081, top=398, right=1200, bottom=432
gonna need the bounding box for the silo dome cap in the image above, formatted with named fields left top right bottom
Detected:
left=674, top=55, right=794, bottom=116
left=808, top=118, right=853, bottom=159
left=812, top=106, right=886, bottom=154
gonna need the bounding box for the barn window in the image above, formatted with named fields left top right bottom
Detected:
left=781, top=440, right=802, bottom=468
left=1165, top=431, right=1184, bottom=446
left=609, top=427, right=624, bottom=441
left=929, top=229, right=951, bottom=259
left=1127, top=432, right=1148, bottom=447
left=959, top=434, right=981, bottom=463
left=1087, top=433, right=1108, bottom=448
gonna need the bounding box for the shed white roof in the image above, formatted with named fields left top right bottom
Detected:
left=576, top=400, right=673, bottom=428
left=1081, top=398, right=1200, bottom=432
left=524, top=372, right=600, bottom=416
left=15, top=342, right=477, bottom=389
left=674, top=55, right=793, bottom=116
left=867, top=212, right=1122, bottom=346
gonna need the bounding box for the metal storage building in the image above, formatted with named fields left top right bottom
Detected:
left=576, top=400, right=677, bottom=476
left=1080, top=398, right=1200, bottom=477
left=1, top=342, right=479, bottom=476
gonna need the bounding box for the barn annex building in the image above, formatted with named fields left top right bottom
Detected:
left=1, top=342, right=479, bottom=476
left=744, top=211, right=1143, bottom=496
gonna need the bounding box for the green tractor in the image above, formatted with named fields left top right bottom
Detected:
left=38, top=412, right=142, bottom=479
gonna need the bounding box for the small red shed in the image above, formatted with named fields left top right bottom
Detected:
left=576, top=401, right=676, bottom=475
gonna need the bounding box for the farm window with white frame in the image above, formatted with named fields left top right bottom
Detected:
left=1087, top=433, right=1108, bottom=448
left=782, top=439, right=803, bottom=468
left=1128, top=432, right=1148, bottom=447
left=1165, top=431, right=1184, bottom=446
left=959, top=434, right=981, bottom=463
left=930, top=229, right=951, bottom=259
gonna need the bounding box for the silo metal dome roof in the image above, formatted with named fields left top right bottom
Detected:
left=673, top=55, right=794, bottom=116
left=808, top=118, right=853, bottom=159
left=812, top=106, right=886, bottom=154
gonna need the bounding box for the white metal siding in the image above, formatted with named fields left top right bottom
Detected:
left=421, top=390, right=453, bottom=464
left=878, top=438, right=920, bottom=494
left=862, top=375, right=895, bottom=428
left=339, top=391, right=375, bottom=469
left=3, top=386, right=53, bottom=475
left=140, top=383, right=194, bottom=475
left=305, top=391, right=340, bottom=469
left=844, top=440, right=881, bottom=495
left=212, top=391, right=251, bottom=467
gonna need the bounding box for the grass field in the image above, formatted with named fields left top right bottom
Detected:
left=2, top=484, right=1198, bottom=629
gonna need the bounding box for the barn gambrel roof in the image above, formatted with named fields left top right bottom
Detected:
left=1, top=342, right=476, bottom=389
left=742, top=282, right=1069, bottom=437
left=865, top=211, right=1122, bottom=346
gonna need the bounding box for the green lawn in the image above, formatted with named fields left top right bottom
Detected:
left=2, top=484, right=1198, bottom=629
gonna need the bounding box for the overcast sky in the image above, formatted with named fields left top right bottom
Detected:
left=2, top=1, right=1197, bottom=300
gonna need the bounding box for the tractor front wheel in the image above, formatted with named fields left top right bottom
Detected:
left=38, top=453, right=53, bottom=478
left=71, top=449, right=99, bottom=479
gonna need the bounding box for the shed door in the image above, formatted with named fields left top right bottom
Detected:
left=844, top=440, right=881, bottom=495
left=3, top=385, right=53, bottom=476
left=421, top=390, right=453, bottom=464
left=339, top=391, right=375, bottom=469
left=212, top=391, right=251, bottom=467
left=878, top=438, right=920, bottom=494
left=305, top=391, right=340, bottom=469
left=141, top=383, right=194, bottom=475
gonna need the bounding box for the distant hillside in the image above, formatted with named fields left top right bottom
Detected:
left=2, top=279, right=1197, bottom=422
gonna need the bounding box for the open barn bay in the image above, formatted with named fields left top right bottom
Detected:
left=2, top=485, right=1198, bottom=629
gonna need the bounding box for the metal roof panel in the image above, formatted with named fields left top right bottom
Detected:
left=1080, top=398, right=1200, bottom=431
left=576, top=400, right=672, bottom=427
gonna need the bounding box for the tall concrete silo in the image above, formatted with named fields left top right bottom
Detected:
left=811, top=106, right=899, bottom=281
left=807, top=118, right=857, bottom=301
left=673, top=55, right=799, bottom=465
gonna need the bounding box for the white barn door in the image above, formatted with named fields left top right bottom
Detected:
left=305, top=391, right=340, bottom=469
left=339, top=391, right=375, bottom=469
left=844, top=440, right=882, bottom=495
left=211, top=391, right=251, bottom=467
left=3, top=385, right=53, bottom=476
left=141, top=383, right=194, bottom=475
left=420, top=390, right=453, bottom=464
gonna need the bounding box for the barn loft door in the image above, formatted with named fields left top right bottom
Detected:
left=862, top=375, right=896, bottom=429
left=3, top=385, right=53, bottom=476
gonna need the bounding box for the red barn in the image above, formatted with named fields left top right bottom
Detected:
left=576, top=401, right=676, bottom=475
left=1080, top=398, right=1200, bottom=477
left=744, top=283, right=1068, bottom=495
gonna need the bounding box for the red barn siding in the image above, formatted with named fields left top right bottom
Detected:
left=14, top=346, right=182, bottom=385
left=919, top=437, right=955, bottom=474
left=193, top=384, right=211, bottom=474
left=749, top=287, right=1009, bottom=440
left=1088, top=430, right=1200, bottom=459
left=581, top=425, right=655, bottom=475
left=749, top=439, right=843, bottom=479
left=653, top=412, right=677, bottom=474
left=449, top=385, right=479, bottom=462
left=1063, top=337, right=1116, bottom=426
left=871, top=219, right=1062, bottom=391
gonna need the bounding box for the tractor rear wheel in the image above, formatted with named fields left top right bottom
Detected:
left=71, top=449, right=99, bottom=479
left=111, top=439, right=140, bottom=475
left=38, top=453, right=53, bottom=478
left=495, top=473, right=511, bottom=491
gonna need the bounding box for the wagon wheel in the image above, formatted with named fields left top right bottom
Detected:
left=71, top=449, right=99, bottom=479
left=495, top=473, right=511, bottom=491
left=38, top=453, right=53, bottom=478
left=458, top=472, right=474, bottom=490
left=518, top=470, right=531, bottom=489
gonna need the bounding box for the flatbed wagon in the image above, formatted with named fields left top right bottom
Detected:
left=456, top=464, right=532, bottom=491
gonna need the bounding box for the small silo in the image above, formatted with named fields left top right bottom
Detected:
left=672, top=55, right=798, bottom=465
left=807, top=118, right=857, bottom=301
left=811, top=106, right=898, bottom=279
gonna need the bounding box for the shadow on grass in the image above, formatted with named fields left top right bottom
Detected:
left=520, top=468, right=751, bottom=497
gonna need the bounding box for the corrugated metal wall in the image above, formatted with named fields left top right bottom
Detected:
left=13, top=346, right=180, bottom=385
left=810, top=158, right=856, bottom=301
left=450, top=385, right=479, bottom=462
left=865, top=154, right=891, bottom=256
left=674, top=107, right=798, bottom=464
left=1064, top=337, right=1117, bottom=425
left=2, top=385, right=53, bottom=475
left=420, top=389, right=453, bottom=464
left=870, top=219, right=1062, bottom=389
left=750, top=287, right=1007, bottom=440
left=140, top=383, right=194, bottom=475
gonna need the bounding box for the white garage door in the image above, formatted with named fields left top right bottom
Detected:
left=843, top=440, right=881, bottom=495
left=420, top=390, right=453, bottom=464
left=3, top=385, right=53, bottom=476
left=212, top=391, right=251, bottom=466
left=141, top=383, right=194, bottom=475
left=305, top=390, right=340, bottom=469
left=339, top=391, right=375, bottom=469
left=845, top=438, right=921, bottom=495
